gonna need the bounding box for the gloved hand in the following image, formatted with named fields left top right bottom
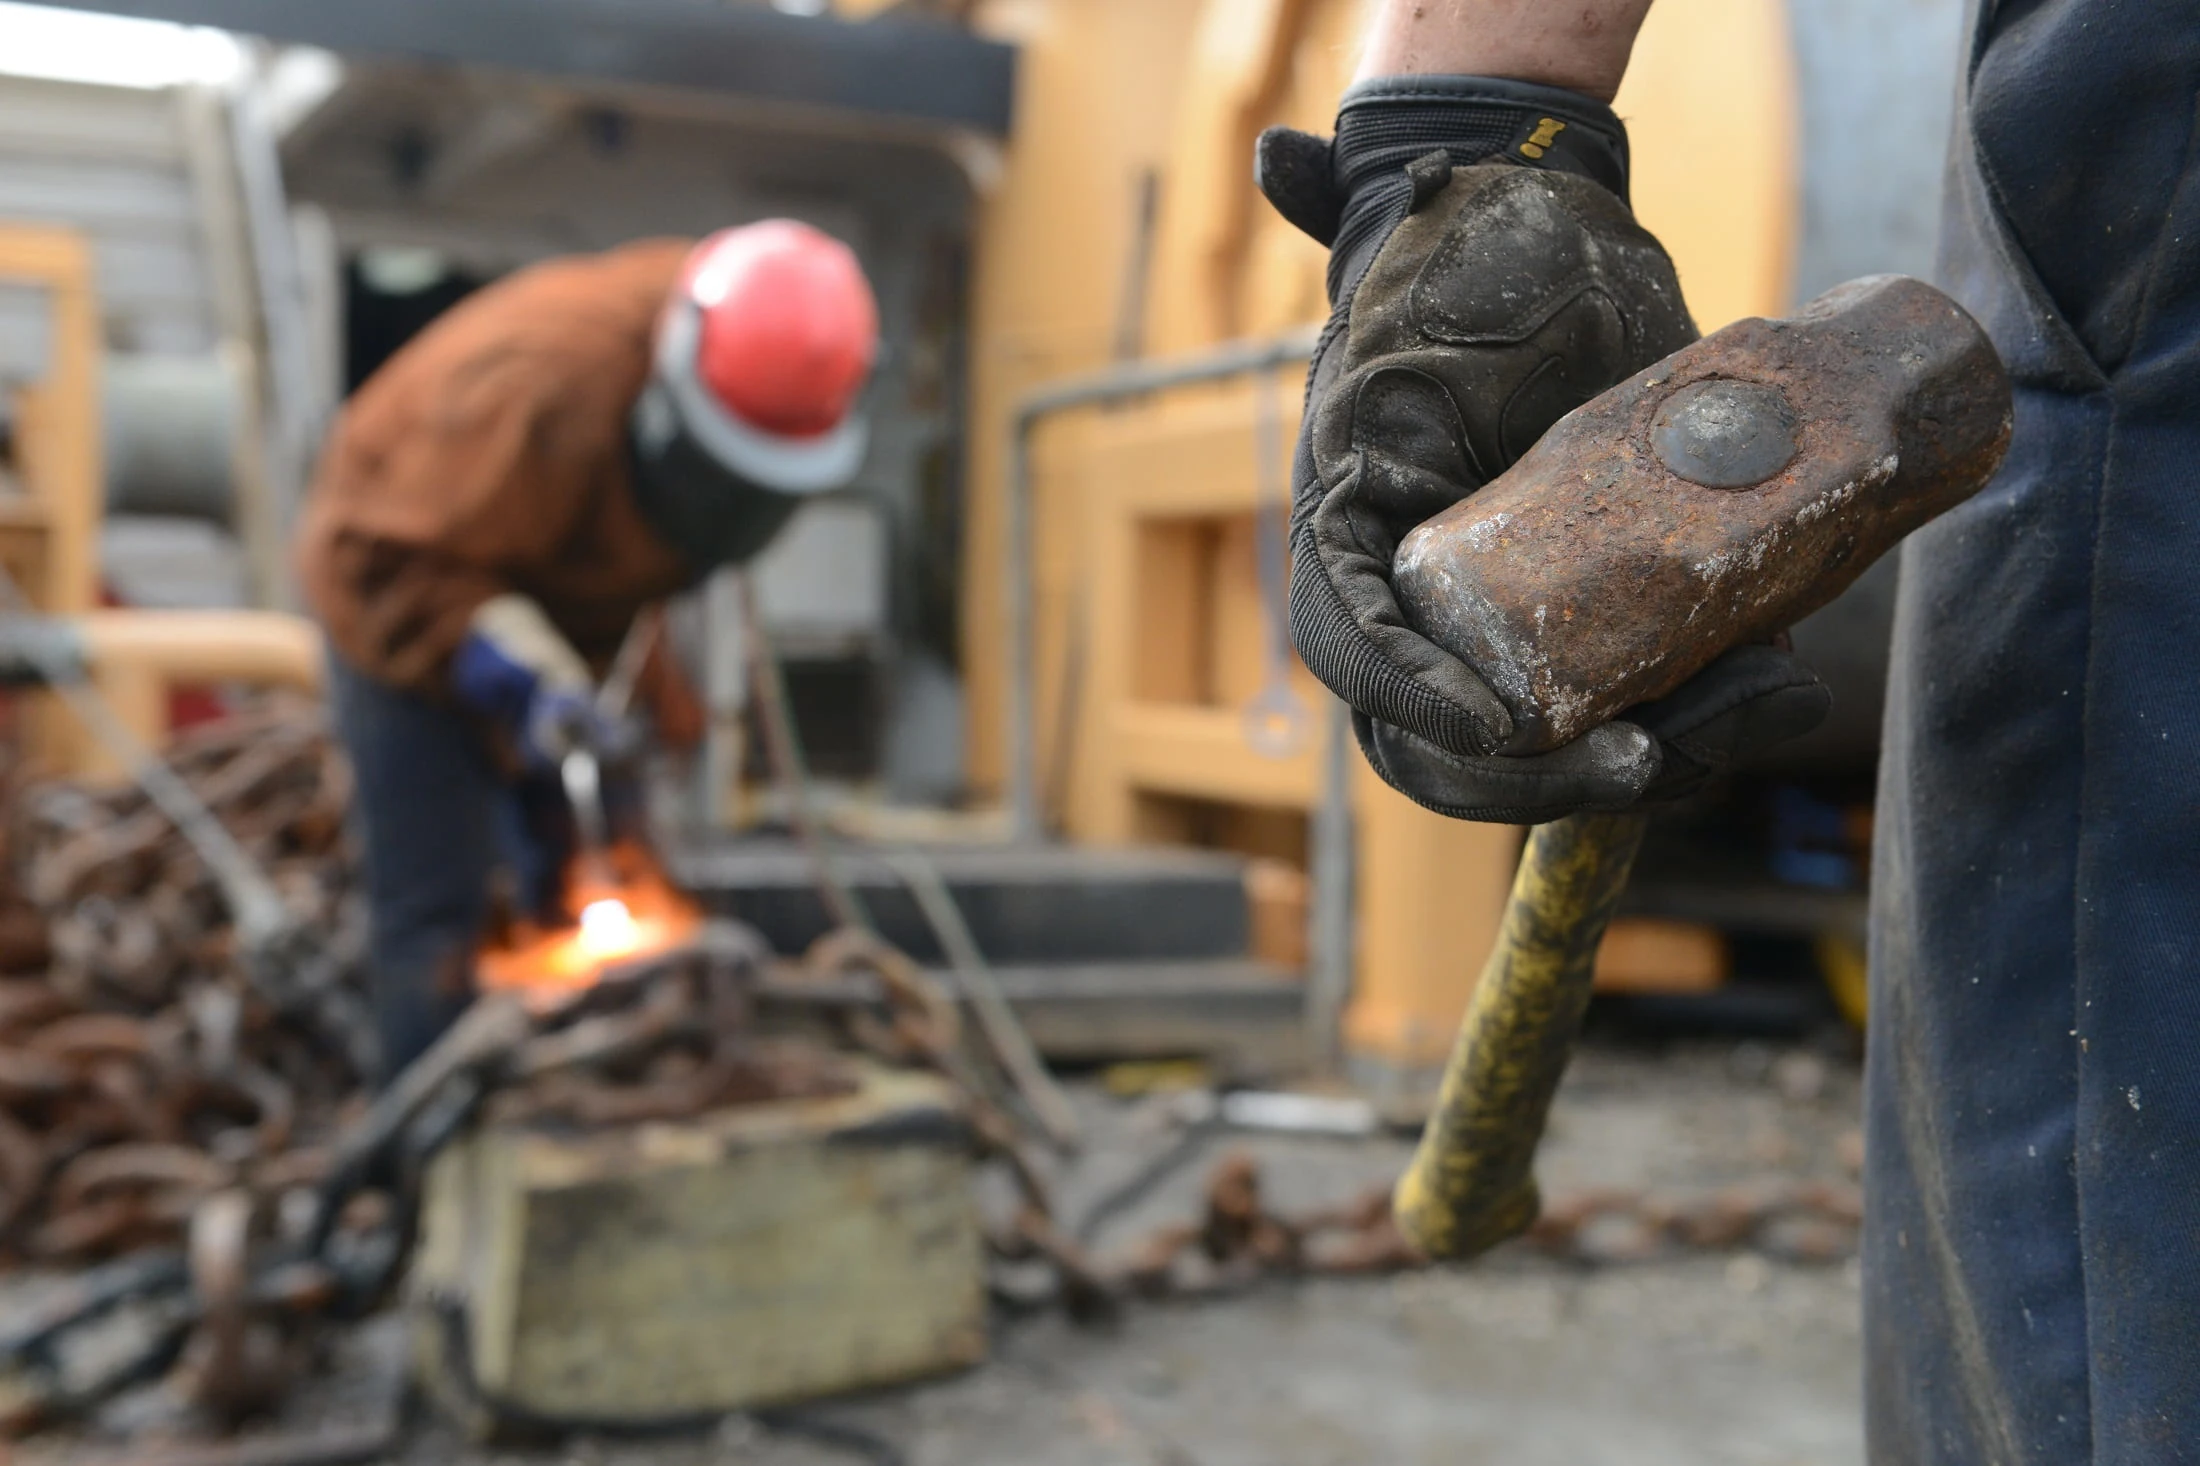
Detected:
left=449, top=594, right=637, bottom=771
left=1259, top=76, right=1829, bottom=823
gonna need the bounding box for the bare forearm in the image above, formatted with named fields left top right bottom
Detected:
left=1354, top=0, right=1654, bottom=103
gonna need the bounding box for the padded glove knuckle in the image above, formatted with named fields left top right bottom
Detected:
left=1409, top=169, right=1672, bottom=345
left=1631, top=647, right=1833, bottom=803
left=1316, top=167, right=1695, bottom=490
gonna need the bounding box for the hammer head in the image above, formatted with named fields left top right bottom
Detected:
left=1393, top=275, right=2012, bottom=755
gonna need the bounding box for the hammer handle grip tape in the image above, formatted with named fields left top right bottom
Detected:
left=1392, top=809, right=1650, bottom=1260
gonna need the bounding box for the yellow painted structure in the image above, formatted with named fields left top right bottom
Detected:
left=0, top=226, right=103, bottom=769
left=1616, top=0, right=1801, bottom=338
left=957, top=0, right=1799, bottom=1078
left=0, top=224, right=323, bottom=777
left=71, top=609, right=323, bottom=779
left=0, top=226, right=101, bottom=619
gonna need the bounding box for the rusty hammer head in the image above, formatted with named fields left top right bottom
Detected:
left=1392, top=274, right=2012, bottom=755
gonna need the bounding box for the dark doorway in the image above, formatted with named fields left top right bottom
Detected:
left=343, top=250, right=497, bottom=394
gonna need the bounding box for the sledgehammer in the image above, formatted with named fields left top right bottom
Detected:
left=1387, top=275, right=2011, bottom=1260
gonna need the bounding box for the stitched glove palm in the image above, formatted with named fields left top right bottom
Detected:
left=1262, top=77, right=1829, bottom=823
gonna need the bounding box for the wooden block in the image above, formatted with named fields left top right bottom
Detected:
left=413, top=1063, right=987, bottom=1431
left=1593, top=917, right=1730, bottom=994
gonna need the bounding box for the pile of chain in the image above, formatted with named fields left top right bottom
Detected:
left=0, top=876, right=1087, bottom=1439
left=0, top=703, right=365, bottom=1270
left=1114, top=1155, right=1419, bottom=1297
left=0, top=703, right=384, bottom=1435
left=19, top=703, right=359, bottom=1022
left=488, top=938, right=859, bottom=1132
left=0, top=980, right=340, bottom=1262
left=0, top=695, right=1865, bottom=1447
left=1521, top=1175, right=1862, bottom=1265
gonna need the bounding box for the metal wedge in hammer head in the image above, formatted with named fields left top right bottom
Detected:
left=1393, top=274, right=2013, bottom=755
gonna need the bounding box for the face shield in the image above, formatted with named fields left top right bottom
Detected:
left=627, top=221, right=878, bottom=574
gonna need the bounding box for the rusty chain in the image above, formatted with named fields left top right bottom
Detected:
left=1108, top=1154, right=1862, bottom=1301
left=0, top=699, right=1864, bottom=1443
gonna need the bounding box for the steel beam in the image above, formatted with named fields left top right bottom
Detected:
left=36, top=0, right=1017, bottom=137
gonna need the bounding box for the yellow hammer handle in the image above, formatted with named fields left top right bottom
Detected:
left=1392, top=809, right=1650, bottom=1260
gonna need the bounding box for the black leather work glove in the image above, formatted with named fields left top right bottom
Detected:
left=1260, top=76, right=1830, bottom=823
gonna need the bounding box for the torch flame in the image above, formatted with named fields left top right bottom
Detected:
left=476, top=842, right=702, bottom=1010
left=577, top=898, right=642, bottom=959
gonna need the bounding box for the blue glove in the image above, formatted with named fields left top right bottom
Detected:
left=450, top=595, right=633, bottom=770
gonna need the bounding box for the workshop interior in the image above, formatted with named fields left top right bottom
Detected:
left=0, top=1, right=1984, bottom=1462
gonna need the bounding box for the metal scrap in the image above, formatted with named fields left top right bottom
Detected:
left=1093, top=1148, right=1864, bottom=1298
left=0, top=699, right=1867, bottom=1453
left=0, top=704, right=385, bottom=1438
left=1524, top=1175, right=1863, bottom=1265
left=0, top=878, right=920, bottom=1431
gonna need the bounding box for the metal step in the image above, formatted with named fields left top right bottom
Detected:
left=672, top=839, right=1253, bottom=966
left=760, top=957, right=1308, bottom=1081
left=936, top=960, right=1306, bottom=1077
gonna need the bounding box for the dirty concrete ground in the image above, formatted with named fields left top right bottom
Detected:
left=392, top=1035, right=1870, bottom=1466
left=12, top=1035, right=1866, bottom=1466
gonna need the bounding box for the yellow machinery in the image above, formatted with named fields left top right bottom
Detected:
left=0, top=228, right=102, bottom=630
left=954, top=0, right=1802, bottom=1095
left=0, top=223, right=319, bottom=779
left=0, top=0, right=1812, bottom=1085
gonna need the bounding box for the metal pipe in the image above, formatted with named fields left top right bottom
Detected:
left=596, top=605, right=660, bottom=724
left=884, top=847, right=1081, bottom=1151
left=1305, top=696, right=1355, bottom=1073
left=0, top=578, right=292, bottom=950
left=73, top=609, right=323, bottom=692
left=101, top=353, right=240, bottom=523
left=1003, top=326, right=1321, bottom=842
left=697, top=567, right=748, bottom=831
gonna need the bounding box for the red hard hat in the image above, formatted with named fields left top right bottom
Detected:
left=653, top=221, right=878, bottom=494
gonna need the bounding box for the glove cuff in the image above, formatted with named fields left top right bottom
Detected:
left=1324, top=74, right=1632, bottom=304
left=1335, top=75, right=1630, bottom=198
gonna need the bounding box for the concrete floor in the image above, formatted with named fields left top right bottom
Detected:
left=430, top=1039, right=1869, bottom=1466
left=13, top=1037, right=1866, bottom=1466
left=591, top=1260, right=1863, bottom=1466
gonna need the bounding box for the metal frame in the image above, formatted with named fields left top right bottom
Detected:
left=37, top=0, right=1018, bottom=137
left=1003, top=328, right=1351, bottom=1068
left=1003, top=327, right=1320, bottom=843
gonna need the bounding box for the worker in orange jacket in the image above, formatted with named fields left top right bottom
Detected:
left=294, top=221, right=879, bottom=1077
